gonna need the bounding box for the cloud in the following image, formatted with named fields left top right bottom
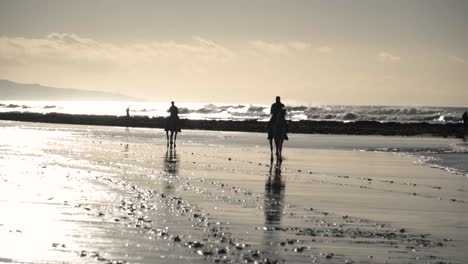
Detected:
left=288, top=41, right=311, bottom=51
left=448, top=55, right=466, bottom=64
left=249, top=40, right=289, bottom=54
left=0, top=33, right=236, bottom=73
left=1, top=33, right=320, bottom=98
left=46, top=32, right=98, bottom=46
left=249, top=40, right=316, bottom=55
left=317, top=46, right=332, bottom=53
left=377, top=52, right=401, bottom=63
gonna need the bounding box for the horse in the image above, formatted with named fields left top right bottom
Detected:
left=165, top=115, right=180, bottom=148
left=269, top=109, right=288, bottom=161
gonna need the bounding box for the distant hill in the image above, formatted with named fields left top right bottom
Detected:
left=0, top=80, right=140, bottom=101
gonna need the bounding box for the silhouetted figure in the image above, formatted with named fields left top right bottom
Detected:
left=462, top=110, right=468, bottom=126
left=462, top=110, right=468, bottom=140
left=125, top=106, right=131, bottom=127
left=268, top=96, right=288, bottom=161
left=268, top=96, right=285, bottom=139
left=165, top=101, right=181, bottom=148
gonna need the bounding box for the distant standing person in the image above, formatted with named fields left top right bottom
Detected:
left=462, top=110, right=468, bottom=135
left=268, top=96, right=288, bottom=140
left=126, top=106, right=130, bottom=118
left=165, top=101, right=181, bottom=147
left=463, top=110, right=468, bottom=125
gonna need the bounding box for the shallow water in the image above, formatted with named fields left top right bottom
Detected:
left=0, top=121, right=467, bottom=263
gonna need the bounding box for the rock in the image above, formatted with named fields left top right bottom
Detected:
left=197, top=250, right=213, bottom=256
left=294, top=246, right=306, bottom=252
left=52, top=243, right=65, bottom=248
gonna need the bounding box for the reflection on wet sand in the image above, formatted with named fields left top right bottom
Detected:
left=265, top=160, right=285, bottom=224
left=162, top=148, right=179, bottom=195
left=123, top=127, right=130, bottom=158
left=263, top=159, right=285, bottom=259
left=123, top=143, right=129, bottom=158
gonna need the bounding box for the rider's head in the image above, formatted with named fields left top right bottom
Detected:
left=275, top=96, right=281, bottom=103
left=171, top=101, right=174, bottom=105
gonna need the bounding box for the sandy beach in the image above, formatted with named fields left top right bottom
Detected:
left=0, top=120, right=467, bottom=264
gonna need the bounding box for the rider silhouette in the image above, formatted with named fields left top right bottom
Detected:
left=268, top=96, right=288, bottom=140
left=165, top=101, right=181, bottom=132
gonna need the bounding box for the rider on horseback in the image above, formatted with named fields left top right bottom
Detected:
left=268, top=96, right=288, bottom=140
left=165, top=101, right=181, bottom=147
left=165, top=101, right=181, bottom=132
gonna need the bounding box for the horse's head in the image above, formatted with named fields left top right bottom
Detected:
left=276, top=108, right=286, bottom=122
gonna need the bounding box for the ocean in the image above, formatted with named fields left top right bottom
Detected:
left=0, top=100, right=466, bottom=123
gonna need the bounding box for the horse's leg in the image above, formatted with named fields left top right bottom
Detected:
left=278, top=139, right=283, bottom=161
left=269, top=139, right=273, bottom=161
left=166, top=131, right=169, bottom=147
left=269, top=158, right=274, bottom=175
left=274, top=137, right=279, bottom=160
left=174, top=132, right=178, bottom=147
left=170, top=131, right=174, bottom=147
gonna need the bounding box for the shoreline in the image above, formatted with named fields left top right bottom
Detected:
left=0, top=111, right=465, bottom=138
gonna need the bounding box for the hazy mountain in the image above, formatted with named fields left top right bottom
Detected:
left=0, top=80, right=140, bottom=101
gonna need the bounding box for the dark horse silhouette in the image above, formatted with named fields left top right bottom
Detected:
left=269, top=109, right=288, bottom=161
left=165, top=101, right=181, bottom=148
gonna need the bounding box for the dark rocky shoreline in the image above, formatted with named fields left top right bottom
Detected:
left=0, top=111, right=465, bottom=138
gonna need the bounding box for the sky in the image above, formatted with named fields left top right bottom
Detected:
left=0, top=0, right=467, bottom=106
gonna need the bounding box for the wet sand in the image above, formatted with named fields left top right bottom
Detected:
left=0, top=121, right=467, bottom=263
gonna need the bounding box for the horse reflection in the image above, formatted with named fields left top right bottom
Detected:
left=262, top=159, right=285, bottom=259
left=265, top=159, right=285, bottom=224
left=162, top=148, right=179, bottom=194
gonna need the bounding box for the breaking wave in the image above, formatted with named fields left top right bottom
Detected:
left=0, top=101, right=466, bottom=123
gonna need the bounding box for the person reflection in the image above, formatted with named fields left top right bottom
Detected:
left=123, top=143, right=129, bottom=158
left=262, top=159, right=285, bottom=259
left=123, top=126, right=130, bottom=158
left=162, top=148, right=179, bottom=195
